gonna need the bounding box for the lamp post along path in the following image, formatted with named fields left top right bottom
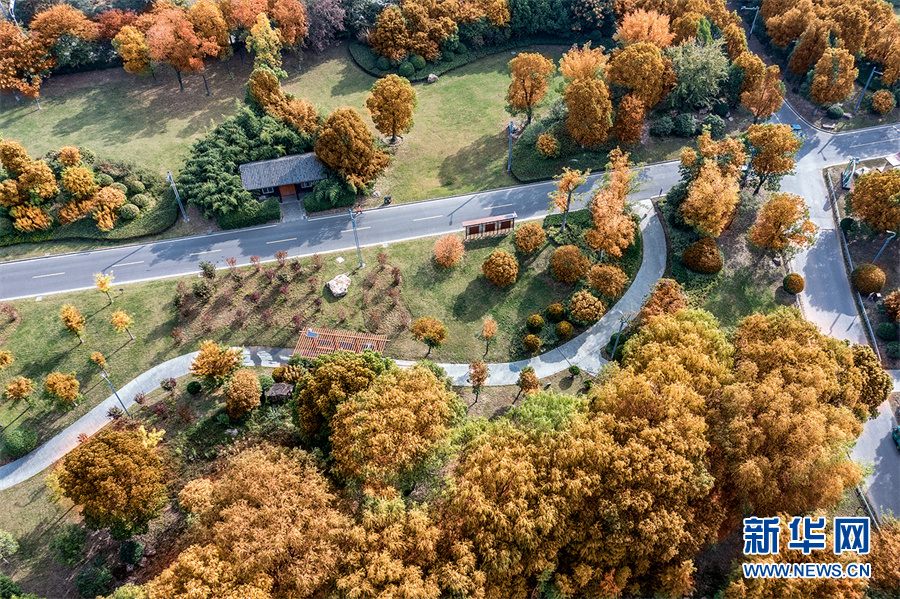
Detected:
left=348, top=209, right=364, bottom=269
left=100, top=373, right=131, bottom=417
left=874, top=230, right=897, bottom=264
left=166, top=171, right=189, bottom=222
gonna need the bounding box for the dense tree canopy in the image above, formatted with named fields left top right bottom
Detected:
left=849, top=169, right=900, bottom=232
left=748, top=192, right=817, bottom=256
left=314, top=108, right=390, bottom=190
left=607, top=41, right=676, bottom=108
left=506, top=52, right=555, bottom=124
left=366, top=74, right=418, bottom=143
left=666, top=38, right=729, bottom=110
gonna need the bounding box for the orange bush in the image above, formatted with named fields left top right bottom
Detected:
left=872, top=89, right=896, bottom=115
left=588, top=264, right=628, bottom=298
left=783, top=273, right=805, bottom=294
left=536, top=133, right=559, bottom=158
left=45, top=372, right=80, bottom=404
left=523, top=334, right=542, bottom=353
left=225, top=368, right=261, bottom=419
left=550, top=245, right=590, bottom=283
left=482, top=250, right=518, bottom=287
left=852, top=264, right=886, bottom=295
left=57, top=146, right=82, bottom=166
left=10, top=205, right=51, bottom=232
left=514, top=223, right=546, bottom=254
left=639, top=278, right=688, bottom=324
left=569, top=290, right=605, bottom=324
left=884, top=290, right=900, bottom=321
left=681, top=237, right=723, bottom=274
left=4, top=376, right=33, bottom=401
left=433, top=234, right=464, bottom=268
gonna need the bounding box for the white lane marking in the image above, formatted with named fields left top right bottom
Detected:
left=340, top=226, right=371, bottom=233
left=115, top=261, right=144, bottom=267
left=485, top=203, right=513, bottom=209
left=266, top=238, right=297, bottom=244
left=413, top=215, right=443, bottom=221
left=189, top=250, right=221, bottom=256
left=32, top=272, right=65, bottom=278
left=849, top=138, right=900, bottom=149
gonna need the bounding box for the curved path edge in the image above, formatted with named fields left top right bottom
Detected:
left=0, top=200, right=664, bottom=490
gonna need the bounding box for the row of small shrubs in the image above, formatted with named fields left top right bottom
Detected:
left=217, top=197, right=281, bottom=230
left=650, top=113, right=726, bottom=139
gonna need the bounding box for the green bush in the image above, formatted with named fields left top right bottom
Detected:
left=127, top=180, right=145, bottom=194
left=0, top=574, right=22, bottom=599
left=442, top=51, right=455, bottom=62
left=50, top=524, right=87, bottom=567
left=840, top=217, right=857, bottom=234
left=701, top=114, right=726, bottom=139
left=852, top=264, right=886, bottom=295
left=650, top=116, right=674, bottom=136
left=527, top=313, right=544, bottom=332
left=119, top=203, right=140, bottom=220
left=547, top=302, right=566, bottom=322
left=826, top=105, right=845, bottom=119
left=555, top=320, right=574, bottom=340
left=523, top=334, right=542, bottom=353
left=376, top=57, right=390, bottom=71
left=96, top=173, right=114, bottom=187
left=119, top=540, right=144, bottom=565
left=568, top=365, right=581, bottom=376
left=304, top=177, right=357, bottom=213
left=129, top=193, right=151, bottom=208
left=111, top=182, right=128, bottom=194
left=456, top=42, right=468, bottom=54
left=877, top=322, right=898, bottom=341
left=398, top=61, right=415, bottom=77
left=606, top=332, right=630, bottom=361
left=258, top=374, right=275, bottom=393
left=0, top=218, right=12, bottom=234
left=783, top=273, right=805, bottom=294
left=673, top=113, right=696, bottom=137
left=187, top=381, right=202, bottom=395
left=411, top=54, right=426, bottom=69
left=888, top=341, right=900, bottom=359
left=218, top=197, right=281, bottom=230
left=2, top=426, right=37, bottom=458
left=76, top=559, right=113, bottom=598
left=713, top=102, right=729, bottom=117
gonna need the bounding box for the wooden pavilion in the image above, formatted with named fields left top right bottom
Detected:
left=293, top=327, right=388, bottom=359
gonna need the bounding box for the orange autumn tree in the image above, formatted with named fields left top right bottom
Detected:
left=0, top=22, right=54, bottom=102
left=740, top=64, right=784, bottom=123
left=559, top=42, right=606, bottom=82
left=506, top=52, right=555, bottom=125
left=587, top=149, right=637, bottom=258
left=848, top=169, right=900, bottom=232
left=681, top=161, right=739, bottom=237
left=787, top=19, right=830, bottom=76
left=548, top=168, right=588, bottom=232
left=368, top=5, right=409, bottom=62
left=614, top=94, right=646, bottom=144
left=189, top=0, right=233, bottom=74
left=247, top=67, right=319, bottom=135
left=564, top=77, right=613, bottom=147
left=606, top=41, right=676, bottom=108
left=146, top=7, right=219, bottom=91
left=748, top=192, right=818, bottom=257
left=190, top=340, right=242, bottom=386
left=366, top=74, right=418, bottom=143
left=614, top=8, right=674, bottom=48
left=113, top=25, right=153, bottom=77
left=810, top=47, right=858, bottom=107
left=95, top=9, right=138, bottom=41
left=270, top=0, right=309, bottom=58
left=29, top=4, right=97, bottom=45
left=314, top=108, right=390, bottom=190
left=146, top=544, right=272, bottom=599
left=745, top=123, right=802, bottom=194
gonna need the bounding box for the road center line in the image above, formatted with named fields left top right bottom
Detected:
left=265, top=238, right=297, bottom=244
left=189, top=250, right=222, bottom=256
left=485, top=204, right=513, bottom=209
left=115, top=261, right=144, bottom=267
left=849, top=138, right=900, bottom=149
left=412, top=215, right=443, bottom=221
left=340, top=226, right=371, bottom=233
left=33, top=272, right=65, bottom=278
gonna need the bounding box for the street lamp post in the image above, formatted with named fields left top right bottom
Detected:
left=348, top=209, right=364, bottom=269
left=873, top=230, right=897, bottom=263
left=100, top=372, right=131, bottom=418
left=507, top=121, right=515, bottom=172
left=853, top=67, right=883, bottom=115
left=609, top=314, right=628, bottom=360
left=166, top=171, right=189, bottom=222
left=740, top=6, right=760, bottom=38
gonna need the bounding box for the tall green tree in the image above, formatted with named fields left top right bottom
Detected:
left=665, top=38, right=729, bottom=110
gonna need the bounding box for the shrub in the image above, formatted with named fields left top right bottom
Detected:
left=673, top=113, right=696, bottom=137
left=111, top=182, right=128, bottom=194
left=701, top=114, right=726, bottom=139
left=4, top=377, right=33, bottom=402
left=547, top=302, right=566, bottom=322
left=129, top=193, right=151, bottom=208
left=225, top=368, right=261, bottom=419
left=527, top=314, right=544, bottom=332
left=568, top=365, right=581, bottom=376
left=556, top=320, right=574, bottom=339
left=258, top=373, right=275, bottom=393
left=536, top=133, right=560, bottom=158
left=650, top=116, right=674, bottom=136
left=119, top=540, right=144, bottom=565
left=884, top=290, right=900, bottom=321
left=2, top=426, right=37, bottom=458
left=523, top=334, right=542, bottom=353
left=187, top=381, right=202, bottom=395
left=713, top=102, right=729, bottom=117
left=398, top=61, right=414, bottom=77
left=50, top=524, right=86, bottom=567
left=550, top=245, right=590, bottom=283
left=410, top=54, right=426, bottom=69
left=482, top=250, right=518, bottom=287
left=588, top=264, right=628, bottom=298
left=304, top=178, right=357, bottom=212
left=569, top=290, right=606, bottom=324
left=840, top=217, right=857, bottom=234
left=411, top=317, right=448, bottom=349
left=433, top=234, right=464, bottom=268
left=872, top=89, right=896, bottom=115
left=376, top=57, right=390, bottom=70
left=514, top=222, right=546, bottom=254
left=442, top=50, right=455, bottom=62
left=682, top=237, right=723, bottom=274
left=877, top=322, right=898, bottom=341
left=119, top=203, right=140, bottom=220
left=783, top=273, right=805, bottom=294
left=826, top=105, right=845, bottom=119
left=606, top=332, right=629, bottom=361
left=76, top=559, right=113, bottom=598
left=888, top=341, right=900, bottom=359
left=0, top=217, right=12, bottom=234
left=127, top=180, right=145, bottom=194
left=456, top=42, right=468, bottom=54
left=0, top=574, right=21, bottom=598
left=852, top=264, right=886, bottom=295
left=639, top=278, right=688, bottom=324
left=160, top=377, right=177, bottom=391
left=96, top=173, right=114, bottom=186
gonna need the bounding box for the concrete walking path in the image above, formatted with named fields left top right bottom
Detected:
left=0, top=200, right=663, bottom=489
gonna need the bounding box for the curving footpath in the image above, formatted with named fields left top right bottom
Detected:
left=0, top=200, right=663, bottom=490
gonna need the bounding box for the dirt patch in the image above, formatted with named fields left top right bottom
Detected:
left=457, top=369, right=595, bottom=420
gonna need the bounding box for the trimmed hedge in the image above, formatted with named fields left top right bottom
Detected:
left=876, top=322, right=897, bottom=341
left=2, top=426, right=37, bottom=458
left=852, top=264, right=886, bottom=295
left=826, top=105, right=845, bottom=119
left=218, top=197, right=281, bottom=230
left=783, top=273, right=805, bottom=294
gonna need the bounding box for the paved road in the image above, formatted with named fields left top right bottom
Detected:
left=0, top=164, right=681, bottom=301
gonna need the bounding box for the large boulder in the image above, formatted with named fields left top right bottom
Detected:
left=327, top=273, right=351, bottom=297
left=427, top=73, right=438, bottom=83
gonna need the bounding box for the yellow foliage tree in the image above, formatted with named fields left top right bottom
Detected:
left=810, top=47, right=858, bottom=107
left=559, top=42, right=606, bottom=82
left=190, top=340, right=242, bottom=386
left=110, top=309, right=135, bottom=340
left=749, top=192, right=818, bottom=257
left=225, top=368, right=261, bottom=419
left=607, top=42, right=676, bottom=108
left=849, top=169, right=900, bottom=232
left=587, top=148, right=636, bottom=258
left=147, top=544, right=273, bottom=599
left=4, top=377, right=33, bottom=402
left=614, top=8, right=674, bottom=48
left=314, top=108, right=390, bottom=190
left=366, top=74, right=418, bottom=143
left=740, top=64, right=784, bottom=123
left=681, top=162, right=740, bottom=237
left=59, top=304, right=85, bottom=343
left=94, top=271, right=115, bottom=303
left=506, top=52, right=555, bottom=125
left=548, top=168, right=588, bottom=232
left=564, top=77, right=613, bottom=147
left=45, top=371, right=80, bottom=404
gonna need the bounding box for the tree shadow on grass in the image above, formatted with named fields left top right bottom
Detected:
left=452, top=277, right=501, bottom=322
left=439, top=130, right=513, bottom=191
